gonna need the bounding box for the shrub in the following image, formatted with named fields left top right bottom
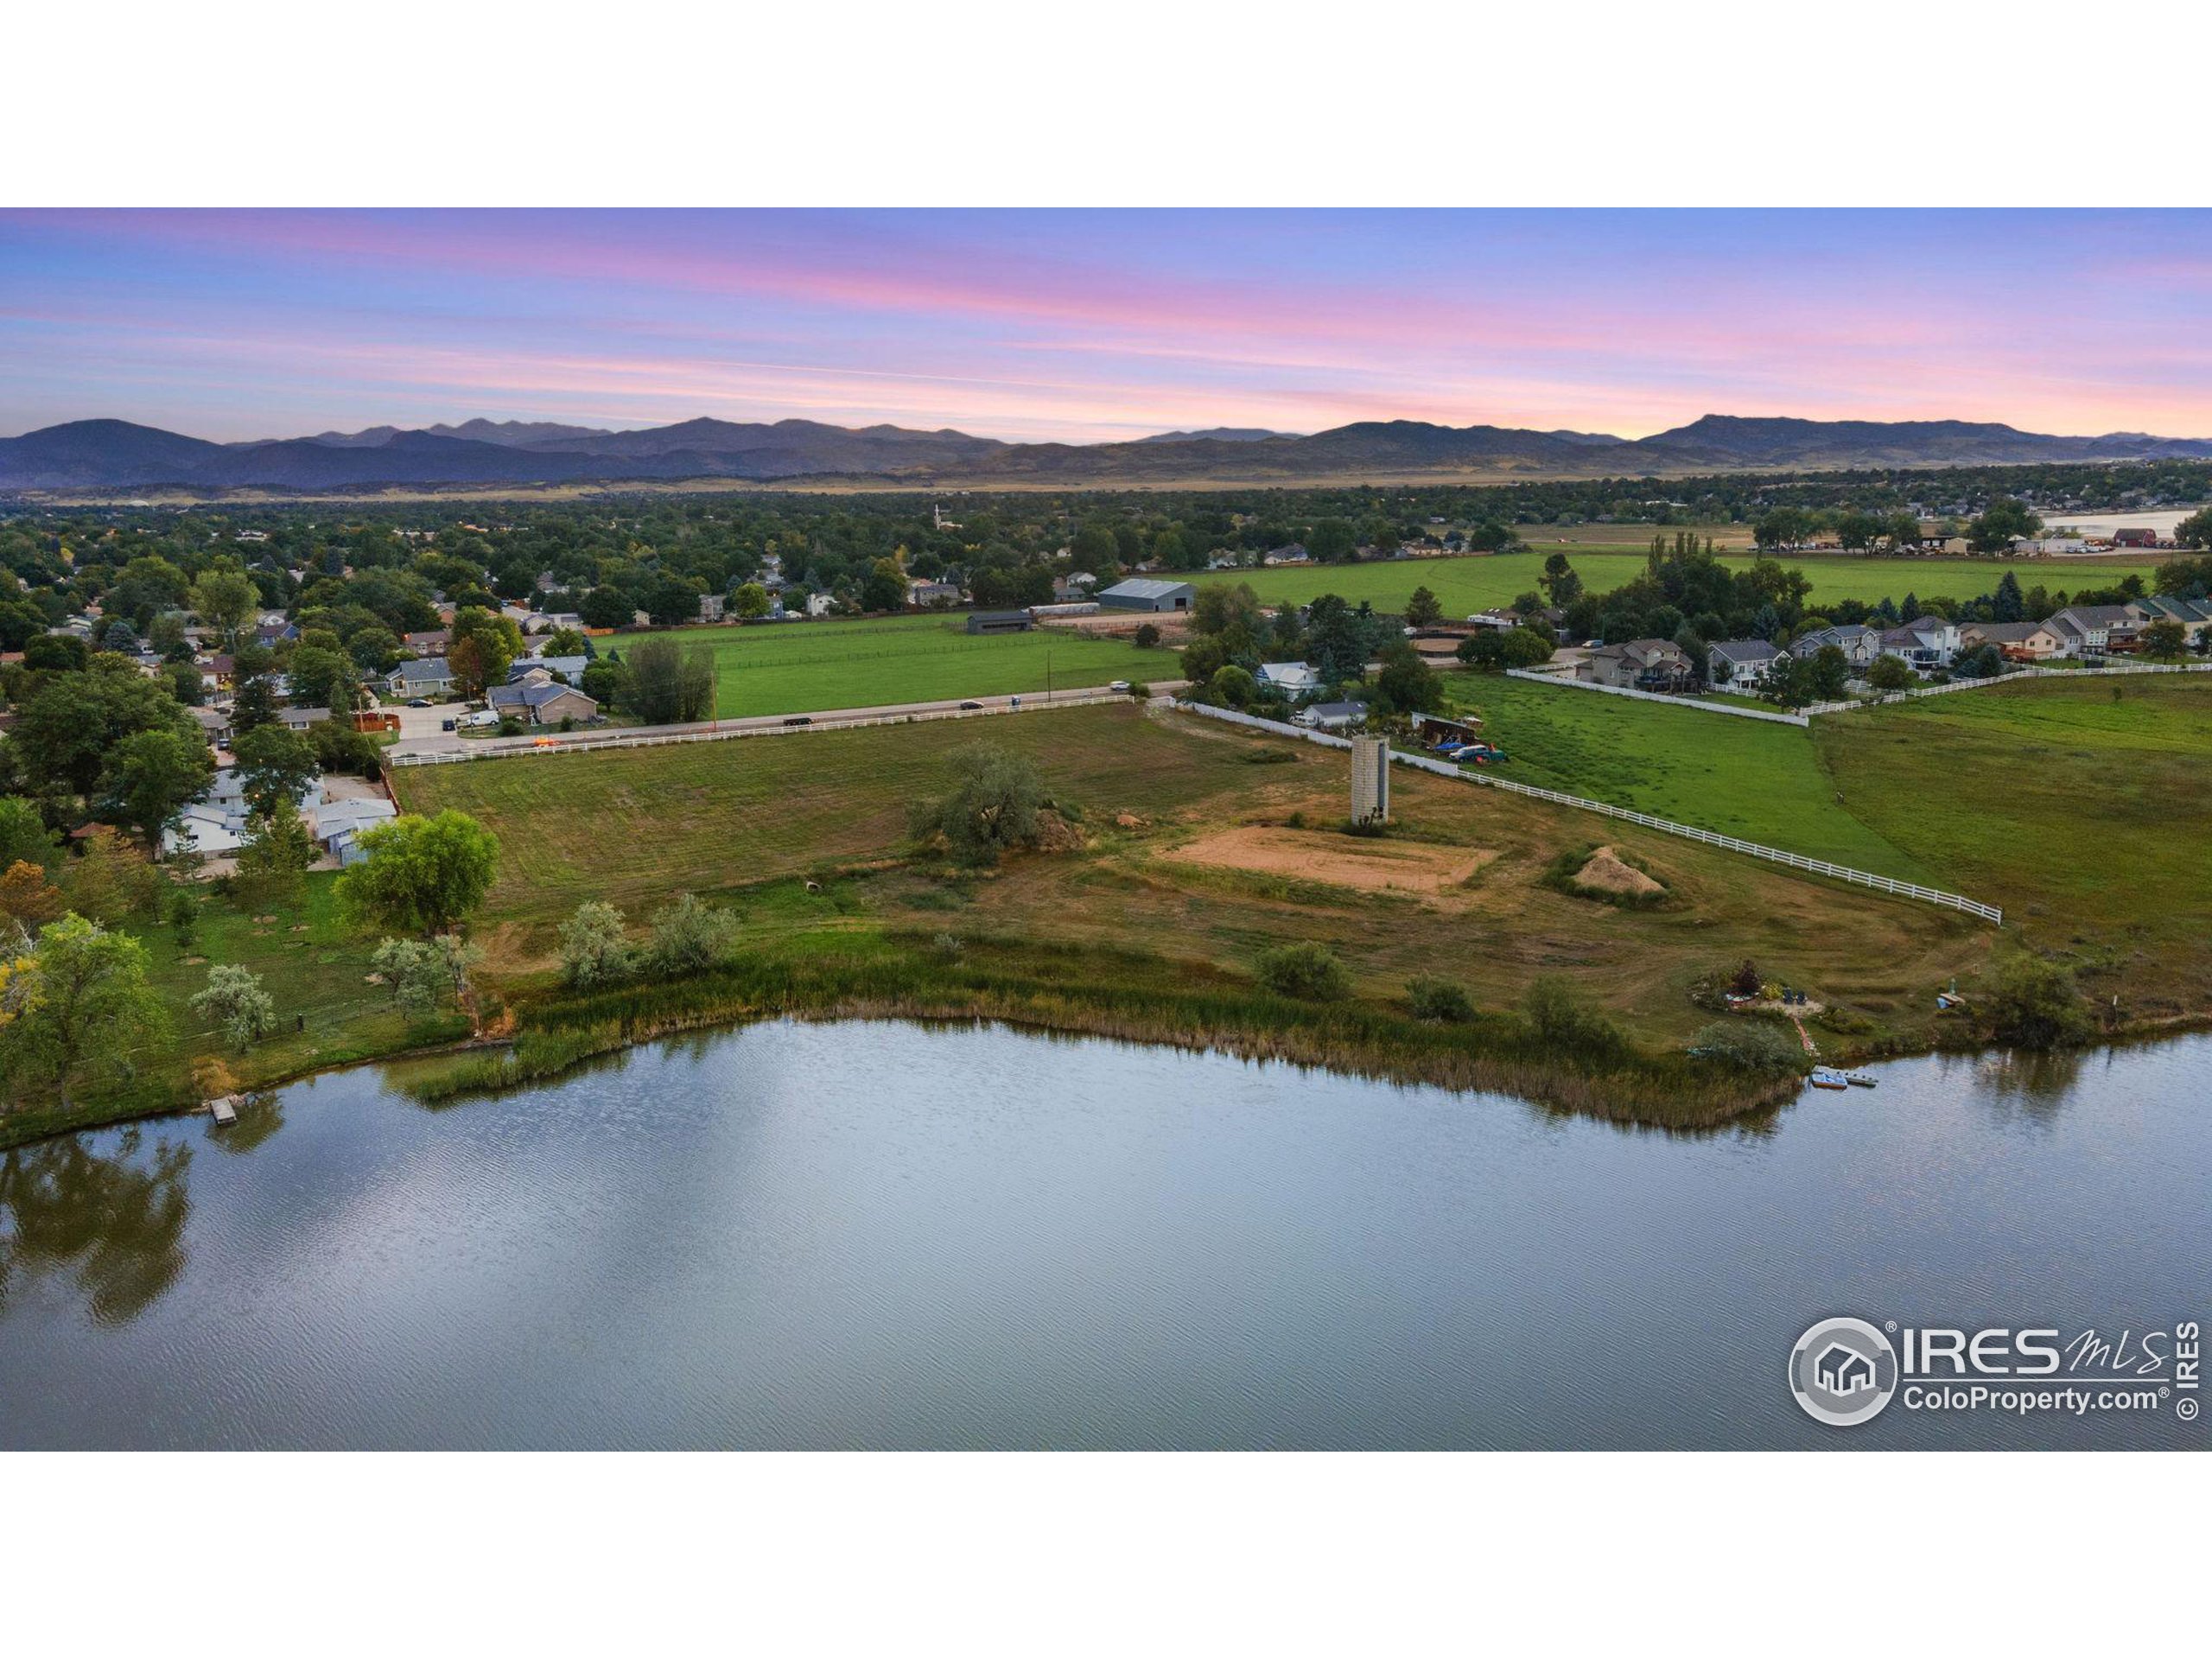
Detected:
left=1132, top=624, right=1160, bottom=649
left=1730, top=958, right=1763, bottom=997
left=558, top=899, right=634, bottom=988
left=1254, top=941, right=1352, bottom=1001
left=907, top=741, right=1048, bottom=867
left=1524, top=977, right=1628, bottom=1060
left=1983, top=954, right=2095, bottom=1049
left=644, top=893, right=737, bottom=976
left=191, top=963, right=276, bottom=1052
left=1406, top=975, right=1474, bottom=1023
left=1688, top=1018, right=1806, bottom=1074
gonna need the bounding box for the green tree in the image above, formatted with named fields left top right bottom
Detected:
left=1406, top=975, right=1474, bottom=1023
left=908, top=742, right=1047, bottom=867
left=1209, top=664, right=1257, bottom=708
left=1866, top=654, right=1916, bottom=692
left=1375, top=642, right=1444, bottom=713
left=1254, top=941, right=1351, bottom=1001
left=236, top=796, right=317, bottom=912
left=731, top=582, right=771, bottom=620
left=2142, top=620, right=2187, bottom=658
left=191, top=963, right=276, bottom=1053
left=188, top=567, right=260, bottom=648
left=371, top=938, right=448, bottom=1016
left=1967, top=497, right=2041, bottom=554
left=102, top=728, right=214, bottom=845
left=1993, top=570, right=2024, bottom=623
left=2173, top=506, right=2212, bottom=550
left=1983, top=955, right=2094, bottom=1049
left=558, top=899, right=634, bottom=987
left=644, top=893, right=738, bottom=976
left=2, top=914, right=168, bottom=1107
left=1403, top=585, right=1445, bottom=627
left=621, top=636, right=715, bottom=724
left=1306, top=519, right=1357, bottom=563
left=287, top=644, right=359, bottom=713
left=0, top=797, right=58, bottom=872
left=1539, top=552, right=1582, bottom=607
left=337, top=810, right=499, bottom=938
left=232, top=723, right=320, bottom=818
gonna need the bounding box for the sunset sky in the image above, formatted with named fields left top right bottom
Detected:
left=5, top=208, right=2210, bottom=444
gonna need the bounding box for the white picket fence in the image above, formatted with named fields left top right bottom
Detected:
left=1503, top=669, right=1812, bottom=725
left=388, top=688, right=1138, bottom=767
left=1803, top=658, right=2212, bottom=716
left=1172, top=700, right=2004, bottom=925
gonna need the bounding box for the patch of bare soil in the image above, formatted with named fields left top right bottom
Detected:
left=1031, top=810, right=1085, bottom=853
left=1163, top=826, right=1495, bottom=902
left=1573, top=845, right=1664, bottom=896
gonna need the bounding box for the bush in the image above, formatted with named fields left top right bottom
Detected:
left=1524, top=977, right=1628, bottom=1060
left=1254, top=941, right=1351, bottom=1001
left=1406, top=975, right=1474, bottom=1023
left=644, top=893, right=737, bottom=976
left=1688, top=1018, right=1806, bottom=1074
left=557, top=899, right=633, bottom=988
left=191, top=963, right=276, bottom=1052
left=1132, top=624, right=1160, bottom=649
left=1983, top=954, right=2095, bottom=1049
left=907, top=741, right=1048, bottom=867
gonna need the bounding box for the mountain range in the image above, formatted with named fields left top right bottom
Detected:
left=6, top=412, right=2212, bottom=494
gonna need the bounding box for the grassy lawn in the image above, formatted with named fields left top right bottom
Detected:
left=651, top=615, right=1182, bottom=718
left=1816, top=675, right=2212, bottom=1020
left=1198, top=550, right=2161, bottom=620
left=1440, top=673, right=1936, bottom=882
left=399, top=700, right=1992, bottom=1058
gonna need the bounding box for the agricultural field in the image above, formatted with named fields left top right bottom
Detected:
left=397, top=701, right=1991, bottom=1055
left=1198, top=549, right=2161, bottom=620
left=1440, top=675, right=1936, bottom=882
left=652, top=615, right=1182, bottom=718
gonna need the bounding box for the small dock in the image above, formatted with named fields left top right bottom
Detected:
left=207, top=1095, right=238, bottom=1126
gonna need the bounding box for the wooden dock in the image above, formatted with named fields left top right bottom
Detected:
left=208, top=1096, right=238, bottom=1126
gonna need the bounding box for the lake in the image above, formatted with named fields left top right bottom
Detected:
left=2, top=1020, right=2204, bottom=1449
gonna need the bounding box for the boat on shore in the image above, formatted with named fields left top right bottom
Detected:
left=1809, top=1067, right=1849, bottom=1090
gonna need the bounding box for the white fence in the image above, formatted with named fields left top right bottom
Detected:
left=388, top=688, right=1138, bottom=767
left=1503, top=669, right=1812, bottom=726
left=1172, top=700, right=2003, bottom=925
left=1803, top=658, right=2212, bottom=716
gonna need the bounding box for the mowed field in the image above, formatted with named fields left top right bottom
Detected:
left=1816, top=675, right=2212, bottom=1019
left=1199, top=549, right=2162, bottom=619
left=1442, top=675, right=1937, bottom=883
left=397, top=702, right=1991, bottom=1048
left=653, top=615, right=1182, bottom=718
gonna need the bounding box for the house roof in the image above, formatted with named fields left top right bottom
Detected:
left=1708, top=639, right=1783, bottom=664
left=1099, top=578, right=1193, bottom=600
left=488, top=680, right=597, bottom=710
left=1306, top=700, right=1368, bottom=720
left=391, top=656, right=452, bottom=683
left=1967, top=621, right=2050, bottom=643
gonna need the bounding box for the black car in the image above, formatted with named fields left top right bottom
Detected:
left=782, top=715, right=813, bottom=727
left=957, top=700, right=984, bottom=710
left=406, top=697, right=431, bottom=708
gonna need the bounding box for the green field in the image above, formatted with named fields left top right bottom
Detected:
left=652, top=615, right=1183, bottom=718
left=1199, top=550, right=2161, bottom=620
left=1443, top=675, right=1936, bottom=882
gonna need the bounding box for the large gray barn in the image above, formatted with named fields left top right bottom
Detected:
left=1097, top=578, right=1195, bottom=613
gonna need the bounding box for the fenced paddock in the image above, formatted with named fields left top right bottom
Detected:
left=1503, top=669, right=1813, bottom=725
left=1172, top=700, right=2003, bottom=925
left=1803, top=658, right=2212, bottom=716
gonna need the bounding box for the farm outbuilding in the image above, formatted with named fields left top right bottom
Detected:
left=1098, top=578, right=1194, bottom=613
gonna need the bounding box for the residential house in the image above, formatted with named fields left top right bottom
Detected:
left=1791, top=623, right=1883, bottom=671
left=163, top=768, right=325, bottom=860
left=2128, top=594, right=2212, bottom=646
left=189, top=706, right=234, bottom=748
left=1706, top=639, right=1789, bottom=690
left=698, top=593, right=726, bottom=623
left=403, top=628, right=452, bottom=656
left=385, top=656, right=457, bottom=699
left=1958, top=620, right=2067, bottom=661
left=1878, top=615, right=1961, bottom=670
left=1262, top=543, right=1313, bottom=566
left=908, top=580, right=963, bottom=607
left=2046, top=604, right=2140, bottom=660
left=1294, top=700, right=1368, bottom=732
left=1578, top=639, right=1694, bottom=691
left=1098, top=578, right=1194, bottom=613
left=1256, top=661, right=1323, bottom=697
left=278, top=706, right=334, bottom=733
left=508, top=655, right=588, bottom=685
left=1052, top=573, right=1097, bottom=601
left=486, top=678, right=599, bottom=728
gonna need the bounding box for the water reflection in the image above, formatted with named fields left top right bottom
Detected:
left=0, top=1131, right=192, bottom=1325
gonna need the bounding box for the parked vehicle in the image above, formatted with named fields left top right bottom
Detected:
left=783, top=715, right=813, bottom=727
left=958, top=701, right=983, bottom=710
left=406, top=697, right=430, bottom=708
left=1109, top=680, right=1131, bottom=692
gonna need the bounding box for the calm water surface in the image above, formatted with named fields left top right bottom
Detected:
left=2, top=1020, right=2205, bottom=1449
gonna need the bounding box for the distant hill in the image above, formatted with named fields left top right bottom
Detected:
left=1135, top=427, right=1302, bottom=444
left=8, top=410, right=2212, bottom=493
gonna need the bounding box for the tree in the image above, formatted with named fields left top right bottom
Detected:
left=62, top=826, right=161, bottom=924
left=232, top=723, right=320, bottom=819
left=336, top=810, right=499, bottom=938
left=1806, top=644, right=1852, bottom=701
left=1689, top=1019, right=1804, bottom=1074
left=1403, top=585, right=1444, bottom=627
left=1209, top=664, right=1257, bottom=708
left=287, top=644, right=359, bottom=713
left=731, top=582, right=771, bottom=620
left=1, top=914, right=168, bottom=1107
left=1375, top=642, right=1444, bottom=714
left=2142, top=620, right=2187, bottom=659
left=1406, top=975, right=1473, bottom=1023
left=0, top=797, right=58, bottom=872
left=448, top=606, right=524, bottom=696
left=2174, top=506, right=2212, bottom=550
left=558, top=899, right=634, bottom=987
left=1132, top=623, right=1161, bottom=650
left=1306, top=519, right=1357, bottom=563
left=15, top=656, right=199, bottom=799
left=1984, top=955, right=2094, bottom=1049
left=371, top=938, right=448, bottom=1016
left=101, top=728, right=213, bottom=845
left=1993, top=570, right=2024, bottom=623
left=0, top=860, right=67, bottom=929
left=908, top=742, right=1047, bottom=867
left=621, top=635, right=715, bottom=724
left=307, top=718, right=385, bottom=780
left=191, top=964, right=276, bottom=1053
left=188, top=567, right=259, bottom=648
left=1866, top=654, right=1916, bottom=692
left=1539, top=552, right=1582, bottom=607
left=644, top=893, right=738, bottom=976
left=236, top=796, right=317, bottom=911
left=861, top=558, right=906, bottom=613
left=1967, top=497, right=2041, bottom=554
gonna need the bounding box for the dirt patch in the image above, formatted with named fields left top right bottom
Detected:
left=1030, top=809, right=1086, bottom=853
left=1162, top=825, right=1495, bottom=901
left=1573, top=845, right=1664, bottom=897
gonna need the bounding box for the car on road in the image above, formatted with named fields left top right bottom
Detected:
left=958, top=700, right=984, bottom=710
left=782, top=715, right=812, bottom=727
left=406, top=697, right=431, bottom=708
left=1109, top=680, right=1131, bottom=692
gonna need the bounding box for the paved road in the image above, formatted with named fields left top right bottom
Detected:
left=385, top=682, right=1187, bottom=763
